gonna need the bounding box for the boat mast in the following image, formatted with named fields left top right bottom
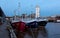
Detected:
left=14, top=10, right=17, bottom=20
left=14, top=2, right=21, bottom=20
left=18, top=2, right=20, bottom=15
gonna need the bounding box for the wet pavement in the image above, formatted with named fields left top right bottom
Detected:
left=0, top=22, right=9, bottom=38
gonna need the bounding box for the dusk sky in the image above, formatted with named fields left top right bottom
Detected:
left=0, top=0, right=60, bottom=17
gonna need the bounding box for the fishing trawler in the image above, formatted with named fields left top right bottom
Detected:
left=3, top=2, right=60, bottom=38
left=1, top=3, right=60, bottom=38
left=9, top=3, right=48, bottom=38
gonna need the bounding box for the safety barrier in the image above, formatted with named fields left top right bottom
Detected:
left=7, top=25, right=17, bottom=38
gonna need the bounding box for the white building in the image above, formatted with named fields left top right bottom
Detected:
left=35, top=5, right=40, bottom=18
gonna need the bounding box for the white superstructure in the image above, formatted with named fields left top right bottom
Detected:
left=35, top=5, right=40, bottom=18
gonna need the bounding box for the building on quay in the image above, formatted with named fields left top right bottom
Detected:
left=0, top=7, right=6, bottom=24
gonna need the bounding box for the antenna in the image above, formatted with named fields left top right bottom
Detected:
left=18, top=2, right=20, bottom=16
left=14, top=10, right=17, bottom=20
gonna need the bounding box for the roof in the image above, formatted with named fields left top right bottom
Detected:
left=0, top=7, right=6, bottom=17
